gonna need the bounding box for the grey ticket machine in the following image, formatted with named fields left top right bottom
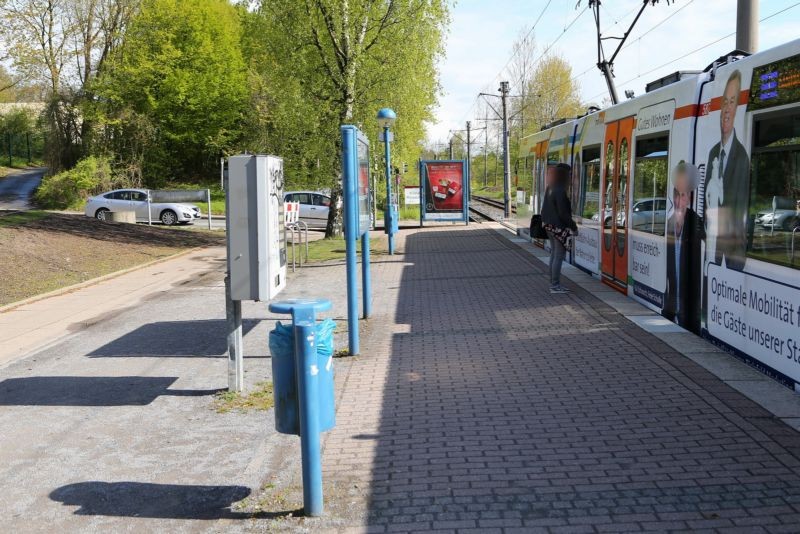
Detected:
left=227, top=154, right=287, bottom=301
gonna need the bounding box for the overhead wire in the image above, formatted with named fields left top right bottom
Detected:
left=448, top=0, right=554, bottom=134
left=584, top=0, right=800, bottom=103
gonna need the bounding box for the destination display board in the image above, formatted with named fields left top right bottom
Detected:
left=748, top=53, right=800, bottom=111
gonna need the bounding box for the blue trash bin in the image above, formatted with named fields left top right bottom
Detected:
left=269, top=318, right=336, bottom=435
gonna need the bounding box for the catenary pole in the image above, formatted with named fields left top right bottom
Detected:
left=736, top=0, right=758, bottom=53
left=500, top=81, right=511, bottom=218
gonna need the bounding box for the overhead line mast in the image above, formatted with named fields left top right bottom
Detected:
left=582, top=0, right=673, bottom=105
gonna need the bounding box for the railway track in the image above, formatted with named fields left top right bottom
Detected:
left=468, top=195, right=517, bottom=230
left=471, top=195, right=517, bottom=214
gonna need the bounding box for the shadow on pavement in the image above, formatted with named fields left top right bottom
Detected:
left=0, top=376, right=221, bottom=406
left=50, top=481, right=252, bottom=519
left=88, top=319, right=260, bottom=357
left=363, top=228, right=800, bottom=530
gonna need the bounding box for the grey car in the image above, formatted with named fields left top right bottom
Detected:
left=84, top=189, right=202, bottom=225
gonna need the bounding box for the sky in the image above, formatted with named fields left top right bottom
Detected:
left=426, top=0, right=800, bottom=145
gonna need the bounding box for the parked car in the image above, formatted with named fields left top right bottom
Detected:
left=755, top=209, right=799, bottom=231
left=592, top=207, right=613, bottom=227
left=84, top=189, right=202, bottom=225
left=284, top=191, right=333, bottom=229
left=622, top=197, right=667, bottom=234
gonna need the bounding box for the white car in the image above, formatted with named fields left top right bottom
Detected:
left=623, top=197, right=667, bottom=234
left=755, top=209, right=799, bottom=231
left=84, top=189, right=202, bottom=226
left=284, top=191, right=333, bottom=229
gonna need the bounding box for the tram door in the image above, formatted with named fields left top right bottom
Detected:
left=600, top=117, right=633, bottom=290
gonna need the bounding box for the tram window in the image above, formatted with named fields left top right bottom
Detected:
left=580, top=147, right=601, bottom=219
left=632, top=136, right=669, bottom=236
left=747, top=110, right=800, bottom=270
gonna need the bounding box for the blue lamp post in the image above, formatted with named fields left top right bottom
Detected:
left=377, top=108, right=397, bottom=255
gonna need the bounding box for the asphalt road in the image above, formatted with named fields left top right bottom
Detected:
left=0, top=168, right=46, bottom=210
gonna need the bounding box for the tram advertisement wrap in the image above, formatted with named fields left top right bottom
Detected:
left=424, top=162, right=464, bottom=213
left=706, top=264, right=800, bottom=384
left=573, top=226, right=600, bottom=274
left=631, top=232, right=666, bottom=308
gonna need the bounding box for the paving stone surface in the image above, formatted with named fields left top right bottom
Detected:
left=312, top=226, right=800, bottom=533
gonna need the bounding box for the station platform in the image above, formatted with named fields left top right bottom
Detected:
left=311, top=224, right=800, bottom=532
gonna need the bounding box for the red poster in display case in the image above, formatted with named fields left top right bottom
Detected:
left=425, top=162, right=464, bottom=211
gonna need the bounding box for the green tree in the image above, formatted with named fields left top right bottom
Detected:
left=252, top=0, right=448, bottom=236
left=0, top=0, right=136, bottom=170
left=94, top=0, right=248, bottom=184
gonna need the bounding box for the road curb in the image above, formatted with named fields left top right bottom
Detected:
left=0, top=246, right=205, bottom=314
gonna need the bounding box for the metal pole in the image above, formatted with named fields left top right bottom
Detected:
left=384, top=126, right=395, bottom=255
left=362, top=231, right=371, bottom=319
left=343, top=129, right=360, bottom=355
left=147, top=190, right=152, bottom=226
left=466, top=121, right=471, bottom=200
left=494, top=130, right=500, bottom=186
left=736, top=0, right=758, bottom=54
left=449, top=138, right=453, bottom=160
left=294, top=319, right=324, bottom=516
left=225, top=275, right=243, bottom=392
left=484, top=125, right=488, bottom=186
left=291, top=225, right=296, bottom=272
left=220, top=158, right=225, bottom=190
left=206, top=188, right=212, bottom=230
left=372, top=166, right=377, bottom=229
left=500, top=81, right=511, bottom=219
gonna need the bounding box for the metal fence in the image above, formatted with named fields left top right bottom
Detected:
left=147, top=189, right=212, bottom=230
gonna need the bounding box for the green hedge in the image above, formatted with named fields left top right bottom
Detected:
left=34, top=156, right=115, bottom=210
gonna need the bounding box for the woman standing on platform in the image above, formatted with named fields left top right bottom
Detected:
left=541, top=163, right=577, bottom=294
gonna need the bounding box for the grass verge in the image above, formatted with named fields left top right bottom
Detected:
left=213, top=382, right=274, bottom=413
left=0, top=212, right=223, bottom=307
left=0, top=210, right=48, bottom=228
left=304, top=234, right=389, bottom=263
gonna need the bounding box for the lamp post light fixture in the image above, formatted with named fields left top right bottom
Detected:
left=377, top=107, right=397, bottom=255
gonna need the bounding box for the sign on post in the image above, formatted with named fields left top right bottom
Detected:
left=419, top=160, right=469, bottom=224
left=404, top=186, right=420, bottom=205
left=341, top=125, right=372, bottom=356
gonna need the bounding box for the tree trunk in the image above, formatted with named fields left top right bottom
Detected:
left=324, top=89, right=356, bottom=238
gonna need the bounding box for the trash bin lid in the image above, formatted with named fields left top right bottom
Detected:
left=269, top=299, right=332, bottom=316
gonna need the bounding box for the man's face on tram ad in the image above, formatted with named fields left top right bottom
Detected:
left=546, top=165, right=558, bottom=187
left=720, top=74, right=740, bottom=143
left=673, top=169, right=691, bottom=226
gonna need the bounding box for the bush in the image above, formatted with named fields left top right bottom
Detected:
left=34, top=156, right=115, bottom=210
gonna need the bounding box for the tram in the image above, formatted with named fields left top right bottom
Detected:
left=519, top=38, right=800, bottom=389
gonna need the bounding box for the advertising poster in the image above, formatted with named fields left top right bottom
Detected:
left=693, top=59, right=800, bottom=386
left=573, top=225, right=600, bottom=274
left=631, top=232, right=666, bottom=309
left=356, top=137, right=371, bottom=235
left=706, top=264, right=800, bottom=386
left=662, top=161, right=703, bottom=331
left=422, top=161, right=467, bottom=221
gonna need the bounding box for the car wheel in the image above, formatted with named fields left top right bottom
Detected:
left=95, top=208, right=110, bottom=221
left=784, top=217, right=799, bottom=231
left=160, top=210, right=178, bottom=226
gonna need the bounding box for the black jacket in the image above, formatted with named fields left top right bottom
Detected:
left=704, top=132, right=750, bottom=272
left=664, top=208, right=705, bottom=333
left=541, top=185, right=577, bottom=231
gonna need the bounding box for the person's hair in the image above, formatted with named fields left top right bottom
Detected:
left=548, top=162, right=571, bottom=185
left=673, top=160, right=698, bottom=192
left=726, top=69, right=742, bottom=92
